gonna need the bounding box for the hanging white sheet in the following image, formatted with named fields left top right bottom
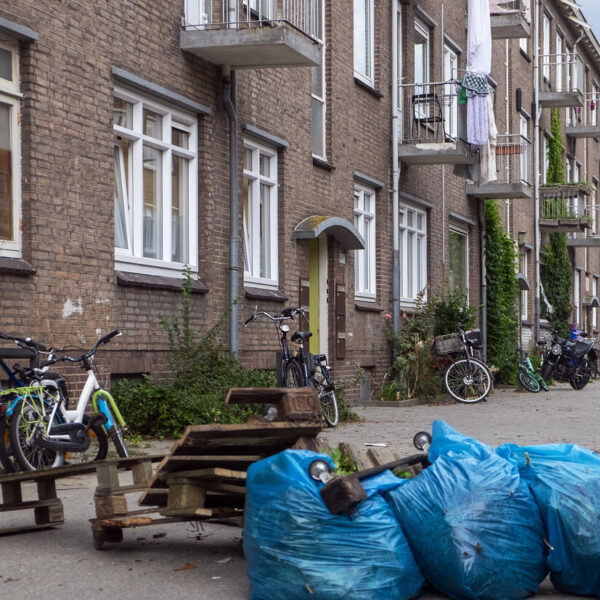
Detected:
left=467, top=0, right=492, bottom=75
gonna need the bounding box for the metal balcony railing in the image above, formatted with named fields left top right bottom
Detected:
left=183, top=0, right=320, bottom=42
left=540, top=53, right=584, bottom=95
left=495, top=134, right=531, bottom=186
left=540, top=184, right=591, bottom=220
left=400, top=81, right=465, bottom=145
left=490, top=0, right=530, bottom=21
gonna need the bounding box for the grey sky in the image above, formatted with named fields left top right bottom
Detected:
left=577, top=0, right=600, bottom=41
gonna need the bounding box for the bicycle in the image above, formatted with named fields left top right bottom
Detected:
left=434, top=324, right=492, bottom=404
left=245, top=308, right=339, bottom=427
left=517, top=349, right=548, bottom=393
left=6, top=330, right=128, bottom=472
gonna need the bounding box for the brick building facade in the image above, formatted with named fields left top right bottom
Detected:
left=0, top=0, right=599, bottom=399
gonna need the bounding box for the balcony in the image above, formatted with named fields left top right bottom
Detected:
left=567, top=202, right=600, bottom=247
left=490, top=0, right=531, bottom=39
left=566, top=101, right=600, bottom=139
left=181, top=0, right=321, bottom=69
left=397, top=82, right=475, bottom=166
left=539, top=53, right=584, bottom=108
left=539, top=183, right=592, bottom=233
left=466, top=134, right=532, bottom=199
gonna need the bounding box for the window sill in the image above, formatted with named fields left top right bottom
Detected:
left=354, top=77, right=384, bottom=99
left=521, top=319, right=533, bottom=327
left=115, top=271, right=208, bottom=293
left=519, top=48, right=531, bottom=63
left=312, top=156, right=336, bottom=171
left=244, top=286, right=289, bottom=302
left=355, top=301, right=384, bottom=312
left=0, top=257, right=36, bottom=275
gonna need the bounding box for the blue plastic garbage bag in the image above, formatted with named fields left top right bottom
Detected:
left=243, top=449, right=424, bottom=600
left=386, top=421, right=548, bottom=600
left=497, top=442, right=600, bottom=596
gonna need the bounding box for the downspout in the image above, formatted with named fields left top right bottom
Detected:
left=480, top=201, right=487, bottom=362
left=392, top=1, right=401, bottom=332
left=223, top=67, right=239, bottom=358
left=533, top=0, right=541, bottom=343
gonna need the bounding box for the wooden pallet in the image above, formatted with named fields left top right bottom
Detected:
left=0, top=454, right=163, bottom=536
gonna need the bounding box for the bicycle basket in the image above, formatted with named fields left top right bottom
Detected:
left=434, top=334, right=463, bottom=356
left=464, top=329, right=482, bottom=349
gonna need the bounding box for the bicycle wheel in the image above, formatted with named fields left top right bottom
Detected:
left=108, top=422, right=129, bottom=458
left=9, top=393, right=65, bottom=471
left=312, top=364, right=339, bottom=427
left=445, top=358, right=491, bottom=404
left=284, top=358, right=305, bottom=388
left=518, top=367, right=541, bottom=393
left=537, top=374, right=549, bottom=391
left=64, top=415, right=109, bottom=465
left=569, top=359, right=591, bottom=390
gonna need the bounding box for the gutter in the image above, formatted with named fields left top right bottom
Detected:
left=223, top=67, right=239, bottom=359
left=392, top=0, right=400, bottom=332
left=533, top=0, right=541, bottom=343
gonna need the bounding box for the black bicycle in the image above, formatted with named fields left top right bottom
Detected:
left=245, top=308, right=339, bottom=427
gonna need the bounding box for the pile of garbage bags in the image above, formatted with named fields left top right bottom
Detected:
left=243, top=420, right=600, bottom=599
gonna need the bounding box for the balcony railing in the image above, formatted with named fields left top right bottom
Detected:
left=490, top=0, right=531, bottom=39
left=181, top=0, right=321, bottom=68
left=566, top=96, right=600, bottom=138
left=540, top=53, right=585, bottom=107
left=184, top=0, right=320, bottom=39
left=567, top=201, right=600, bottom=246
left=540, top=184, right=592, bottom=232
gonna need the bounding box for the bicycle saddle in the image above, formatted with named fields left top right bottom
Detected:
left=291, top=331, right=312, bottom=342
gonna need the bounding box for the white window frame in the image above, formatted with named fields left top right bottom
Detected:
left=520, top=253, right=528, bottom=320
left=519, top=36, right=528, bottom=54
left=354, top=183, right=376, bottom=300
left=353, top=0, right=374, bottom=86
left=543, top=14, right=551, bottom=81
left=399, top=202, right=427, bottom=305
left=448, top=224, right=469, bottom=296
left=543, top=134, right=549, bottom=184
left=574, top=269, right=580, bottom=326
left=113, top=86, right=198, bottom=277
left=311, top=0, right=326, bottom=159
left=0, top=37, right=21, bottom=259
left=592, top=82, right=599, bottom=127
left=519, top=113, right=528, bottom=183
left=556, top=31, right=563, bottom=91
left=444, top=44, right=458, bottom=140
left=593, top=276, right=598, bottom=330
left=243, top=138, right=278, bottom=289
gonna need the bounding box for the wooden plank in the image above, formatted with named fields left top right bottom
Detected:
left=366, top=447, right=396, bottom=465
left=166, top=479, right=207, bottom=511
left=160, top=506, right=242, bottom=519
left=164, top=467, right=246, bottom=484
left=95, top=495, right=128, bottom=519
left=154, top=455, right=262, bottom=472
left=225, top=387, right=290, bottom=404
left=95, top=483, right=150, bottom=496
left=339, top=442, right=375, bottom=471
left=0, top=498, right=61, bottom=513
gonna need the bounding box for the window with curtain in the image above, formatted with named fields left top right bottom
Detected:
left=449, top=226, right=469, bottom=294
left=353, top=0, right=374, bottom=85
left=399, top=202, right=427, bottom=303
left=354, top=183, right=376, bottom=299
left=113, top=89, right=198, bottom=274
left=243, top=139, right=278, bottom=287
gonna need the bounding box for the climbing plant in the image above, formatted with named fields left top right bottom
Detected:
left=485, top=200, right=518, bottom=383
left=541, top=108, right=572, bottom=336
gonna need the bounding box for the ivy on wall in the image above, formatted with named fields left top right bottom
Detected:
left=541, top=108, right=572, bottom=336
left=485, top=200, right=518, bottom=383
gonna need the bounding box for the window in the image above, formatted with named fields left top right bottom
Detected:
left=311, top=0, right=326, bottom=159
left=444, top=45, right=458, bottom=139
left=449, top=226, right=469, bottom=294
left=592, top=82, right=599, bottom=127
left=519, top=37, right=528, bottom=54
left=414, top=18, right=430, bottom=91
left=520, top=253, right=528, bottom=320
left=0, top=39, right=20, bottom=259
left=594, top=276, right=598, bottom=330
left=555, top=32, right=563, bottom=91
left=399, top=203, right=427, bottom=303
left=543, top=14, right=551, bottom=81
left=243, top=139, right=278, bottom=288
left=354, top=184, right=376, bottom=299
left=353, top=0, right=374, bottom=85
left=574, top=270, right=580, bottom=326
left=519, top=113, right=528, bottom=182
left=113, top=88, right=198, bottom=274
left=542, top=135, right=548, bottom=184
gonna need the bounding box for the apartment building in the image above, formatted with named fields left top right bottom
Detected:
left=0, top=0, right=599, bottom=398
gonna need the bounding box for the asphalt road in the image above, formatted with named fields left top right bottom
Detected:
left=1, top=381, right=598, bottom=599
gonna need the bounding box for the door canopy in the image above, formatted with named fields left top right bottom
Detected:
left=293, top=216, right=365, bottom=250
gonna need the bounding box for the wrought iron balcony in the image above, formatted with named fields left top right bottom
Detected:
left=397, top=81, right=475, bottom=165
left=539, top=183, right=592, bottom=233
left=181, top=0, right=321, bottom=69
left=539, top=53, right=584, bottom=108
left=490, top=0, right=531, bottom=39
left=567, top=201, right=600, bottom=246
left=466, top=134, right=532, bottom=199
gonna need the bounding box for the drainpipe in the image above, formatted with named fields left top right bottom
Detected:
left=480, top=201, right=487, bottom=362
left=392, top=0, right=400, bottom=332
left=223, top=67, right=239, bottom=358
left=533, top=0, right=541, bottom=343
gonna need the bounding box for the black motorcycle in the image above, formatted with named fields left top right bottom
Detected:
left=540, top=329, right=597, bottom=390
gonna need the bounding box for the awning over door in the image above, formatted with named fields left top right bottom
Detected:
left=293, top=216, right=365, bottom=250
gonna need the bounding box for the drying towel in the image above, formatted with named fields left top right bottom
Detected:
left=467, top=95, right=488, bottom=146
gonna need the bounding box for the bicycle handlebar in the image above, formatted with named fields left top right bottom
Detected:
left=44, top=329, right=122, bottom=365
left=0, top=331, right=47, bottom=352
left=244, top=308, right=307, bottom=326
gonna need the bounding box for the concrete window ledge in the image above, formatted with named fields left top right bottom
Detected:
left=0, top=257, right=36, bottom=275
left=244, top=286, right=288, bottom=303
left=115, top=271, right=208, bottom=294
left=355, top=301, right=384, bottom=313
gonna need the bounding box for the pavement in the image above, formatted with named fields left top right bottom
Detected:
left=1, top=381, right=599, bottom=599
